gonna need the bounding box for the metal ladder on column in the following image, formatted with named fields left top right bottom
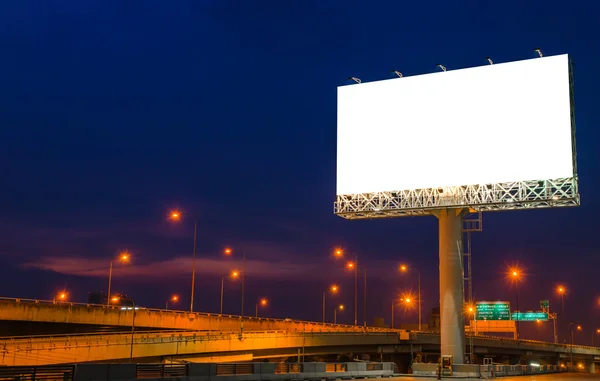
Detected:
left=462, top=211, right=482, bottom=364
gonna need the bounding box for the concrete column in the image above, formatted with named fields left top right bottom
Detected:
left=434, top=208, right=468, bottom=364
left=586, top=359, right=596, bottom=374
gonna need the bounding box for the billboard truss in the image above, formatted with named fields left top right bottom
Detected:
left=334, top=177, right=579, bottom=220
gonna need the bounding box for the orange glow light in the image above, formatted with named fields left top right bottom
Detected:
left=224, top=247, right=232, bottom=255
left=170, top=210, right=181, bottom=220
left=339, top=304, right=345, bottom=310
left=334, top=248, right=343, bottom=258
left=57, top=292, right=67, bottom=301
left=111, top=297, right=119, bottom=302
left=330, top=284, right=339, bottom=293
left=260, top=298, right=268, bottom=306
left=119, top=251, right=130, bottom=262
left=346, top=261, right=355, bottom=269
left=171, top=295, right=179, bottom=302
left=231, top=270, right=240, bottom=278
left=506, top=265, right=524, bottom=283
left=400, top=264, right=407, bottom=272
left=557, top=285, right=565, bottom=294
left=404, top=298, right=412, bottom=303
left=577, top=325, right=582, bottom=331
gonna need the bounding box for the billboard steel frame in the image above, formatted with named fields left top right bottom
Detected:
left=335, top=177, right=579, bottom=219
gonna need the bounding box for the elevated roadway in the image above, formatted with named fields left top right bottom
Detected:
left=0, top=298, right=379, bottom=334
left=1, top=328, right=599, bottom=369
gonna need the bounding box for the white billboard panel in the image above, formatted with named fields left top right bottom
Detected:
left=337, top=54, right=574, bottom=196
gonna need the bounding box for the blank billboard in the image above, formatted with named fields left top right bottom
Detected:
left=337, top=54, right=574, bottom=196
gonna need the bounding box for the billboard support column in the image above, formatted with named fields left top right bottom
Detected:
left=434, top=208, right=469, bottom=364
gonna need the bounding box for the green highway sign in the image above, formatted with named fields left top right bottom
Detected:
left=540, top=300, right=549, bottom=309
left=511, top=312, right=549, bottom=321
left=475, top=301, right=511, bottom=320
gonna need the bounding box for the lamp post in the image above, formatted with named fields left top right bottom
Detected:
left=569, top=322, right=575, bottom=371
left=593, top=329, right=600, bottom=347
left=169, top=211, right=198, bottom=313
left=399, top=264, right=422, bottom=331
left=112, top=296, right=136, bottom=361
left=107, top=251, right=130, bottom=305
left=256, top=298, right=268, bottom=317
left=165, top=295, right=178, bottom=311
left=557, top=285, right=566, bottom=342
left=220, top=248, right=233, bottom=316
left=467, top=305, right=476, bottom=364
left=509, top=267, right=522, bottom=340
left=334, top=304, right=344, bottom=324
left=322, top=285, right=339, bottom=323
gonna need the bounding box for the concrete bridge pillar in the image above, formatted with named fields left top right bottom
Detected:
left=434, top=208, right=468, bottom=364
left=585, top=359, right=596, bottom=374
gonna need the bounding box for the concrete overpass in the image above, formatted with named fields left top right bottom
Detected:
left=0, top=298, right=383, bottom=334
left=2, top=328, right=599, bottom=371
left=0, top=330, right=408, bottom=366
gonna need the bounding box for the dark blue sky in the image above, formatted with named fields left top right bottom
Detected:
left=0, top=1, right=598, bottom=344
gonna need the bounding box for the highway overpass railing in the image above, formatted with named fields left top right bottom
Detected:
left=0, top=362, right=397, bottom=381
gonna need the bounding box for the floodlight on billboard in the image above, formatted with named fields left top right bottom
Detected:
left=335, top=54, right=579, bottom=219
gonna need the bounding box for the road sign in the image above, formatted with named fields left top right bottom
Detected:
left=540, top=300, right=549, bottom=309
left=475, top=301, right=511, bottom=320
left=511, top=312, right=549, bottom=321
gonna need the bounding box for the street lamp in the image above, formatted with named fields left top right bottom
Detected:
left=169, top=210, right=198, bottom=313
left=112, top=296, right=136, bottom=361
left=219, top=247, right=234, bottom=315
left=107, top=251, right=130, bottom=305
left=323, top=284, right=339, bottom=323
left=225, top=248, right=246, bottom=322
left=399, top=264, right=422, bottom=331
left=165, top=295, right=178, bottom=311
left=466, top=303, right=477, bottom=364
left=256, top=298, right=268, bottom=317
left=508, top=267, right=523, bottom=339
left=334, top=304, right=344, bottom=324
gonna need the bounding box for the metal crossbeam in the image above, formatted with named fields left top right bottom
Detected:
left=334, top=177, right=579, bottom=220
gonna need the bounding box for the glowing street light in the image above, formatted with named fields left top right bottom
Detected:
left=169, top=210, right=198, bottom=313
left=333, top=248, right=343, bottom=258
left=399, top=264, right=422, bottom=331
left=507, top=265, right=523, bottom=339
left=322, top=284, right=339, bottom=323
left=165, top=295, right=179, bottom=311
left=107, top=251, right=131, bottom=305
left=56, top=291, right=68, bottom=302
left=256, top=298, right=268, bottom=317
left=334, top=304, right=344, bottom=324
left=219, top=247, right=235, bottom=315
left=557, top=285, right=566, bottom=318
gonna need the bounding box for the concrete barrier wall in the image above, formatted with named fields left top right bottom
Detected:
left=0, top=330, right=403, bottom=366
left=73, top=362, right=396, bottom=381
left=412, top=363, right=564, bottom=377
left=0, top=300, right=398, bottom=334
